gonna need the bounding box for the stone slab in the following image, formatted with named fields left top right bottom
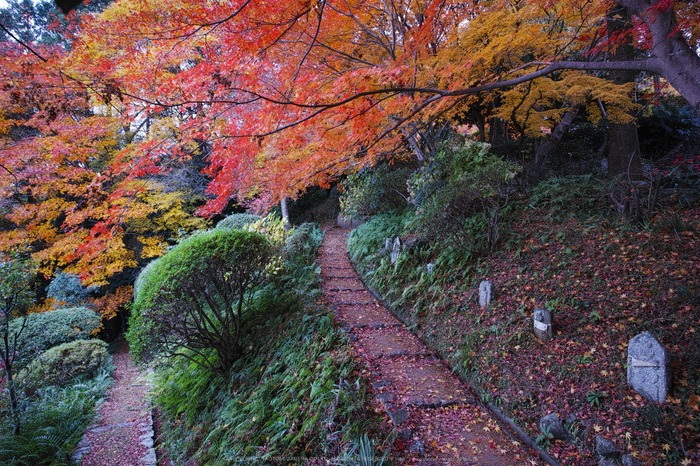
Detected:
left=373, top=356, right=471, bottom=407
left=356, top=326, right=429, bottom=358
left=335, top=304, right=402, bottom=327
left=627, top=331, right=671, bottom=402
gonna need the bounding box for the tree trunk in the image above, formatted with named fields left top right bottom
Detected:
left=2, top=323, right=21, bottom=435
left=489, top=117, right=508, bottom=145
left=280, top=196, right=290, bottom=229
left=401, top=127, right=426, bottom=163
left=619, top=0, right=700, bottom=119
left=532, top=106, right=578, bottom=179
left=607, top=4, right=642, bottom=179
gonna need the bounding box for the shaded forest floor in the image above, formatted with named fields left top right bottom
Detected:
left=348, top=202, right=700, bottom=465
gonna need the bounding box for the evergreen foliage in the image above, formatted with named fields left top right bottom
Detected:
left=127, top=229, right=273, bottom=371
left=0, top=257, right=37, bottom=436
left=0, top=371, right=112, bottom=465
left=529, top=174, right=609, bottom=221
left=215, top=213, right=262, bottom=230
left=409, top=141, right=520, bottom=252
left=10, top=307, right=101, bottom=368
left=340, top=164, right=412, bottom=217
left=46, top=272, right=92, bottom=309
left=18, top=339, right=113, bottom=396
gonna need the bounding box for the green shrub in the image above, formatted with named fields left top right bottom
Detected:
left=283, top=222, right=323, bottom=266
left=347, top=210, right=412, bottom=266
left=0, top=257, right=37, bottom=436
left=409, top=141, right=520, bottom=252
left=277, top=223, right=324, bottom=303
left=46, top=272, right=92, bottom=309
left=340, top=164, right=412, bottom=217
left=529, top=173, right=608, bottom=221
left=10, top=307, right=100, bottom=367
left=153, top=307, right=370, bottom=465
left=133, top=257, right=161, bottom=301
left=244, top=212, right=290, bottom=248
left=18, top=339, right=112, bottom=395
left=216, top=213, right=262, bottom=230
left=127, top=229, right=273, bottom=371
left=0, top=370, right=112, bottom=465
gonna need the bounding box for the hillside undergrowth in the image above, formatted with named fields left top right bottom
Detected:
left=152, top=224, right=384, bottom=465
left=348, top=196, right=700, bottom=465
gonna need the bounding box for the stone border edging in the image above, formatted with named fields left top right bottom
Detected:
left=138, top=409, right=157, bottom=466
left=347, top=252, right=559, bottom=466
left=71, top=361, right=157, bottom=466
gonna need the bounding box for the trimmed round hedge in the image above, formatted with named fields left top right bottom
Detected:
left=127, top=229, right=273, bottom=371
left=10, top=307, right=101, bottom=367
left=18, top=339, right=112, bottom=395
left=215, top=213, right=262, bottom=231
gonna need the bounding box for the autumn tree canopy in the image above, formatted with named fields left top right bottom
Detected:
left=0, top=36, right=209, bottom=289
left=1, top=0, right=699, bottom=283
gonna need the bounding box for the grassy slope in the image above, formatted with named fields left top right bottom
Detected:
left=348, top=205, right=700, bottom=465
left=152, top=226, right=385, bottom=465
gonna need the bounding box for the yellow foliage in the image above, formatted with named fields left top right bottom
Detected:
left=89, top=286, right=133, bottom=324
left=138, top=235, right=167, bottom=258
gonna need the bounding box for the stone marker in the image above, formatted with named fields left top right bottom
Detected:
left=385, top=238, right=393, bottom=253
left=595, top=435, right=620, bottom=459
left=426, top=262, right=435, bottom=275
left=533, top=307, right=553, bottom=341
left=391, top=237, right=401, bottom=264
left=384, top=403, right=409, bottom=426
left=627, top=331, right=671, bottom=402
left=539, top=413, right=567, bottom=440
left=479, top=280, right=492, bottom=308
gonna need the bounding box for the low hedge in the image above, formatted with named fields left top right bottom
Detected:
left=10, top=307, right=101, bottom=367
left=18, top=339, right=112, bottom=395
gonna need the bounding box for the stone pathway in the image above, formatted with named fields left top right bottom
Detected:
left=73, top=339, right=156, bottom=466
left=318, top=227, right=542, bottom=465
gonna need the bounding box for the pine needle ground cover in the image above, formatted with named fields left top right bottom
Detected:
left=348, top=205, right=700, bottom=465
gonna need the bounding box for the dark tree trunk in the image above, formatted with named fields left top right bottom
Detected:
left=619, top=0, right=700, bottom=119
left=607, top=4, right=642, bottom=179
left=489, top=117, right=508, bottom=145
left=532, top=107, right=578, bottom=179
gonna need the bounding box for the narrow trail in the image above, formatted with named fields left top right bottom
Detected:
left=318, top=227, right=542, bottom=465
left=73, top=339, right=156, bottom=466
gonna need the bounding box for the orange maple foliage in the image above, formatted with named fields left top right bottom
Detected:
left=2, top=0, right=699, bottom=286
left=89, top=285, right=133, bottom=323
left=62, top=0, right=700, bottom=216
left=0, top=40, right=208, bottom=286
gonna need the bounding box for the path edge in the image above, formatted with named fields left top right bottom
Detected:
left=339, top=228, right=559, bottom=466
left=71, top=349, right=157, bottom=466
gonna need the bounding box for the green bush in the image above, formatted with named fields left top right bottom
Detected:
left=0, top=371, right=112, bottom=465
left=153, top=307, right=370, bottom=465
left=340, top=164, right=413, bottom=217
left=276, top=223, right=324, bottom=303
left=46, top=272, right=92, bottom=309
left=127, top=229, right=273, bottom=371
left=18, top=339, right=112, bottom=395
left=409, top=141, right=519, bottom=252
left=283, top=223, right=323, bottom=266
left=10, top=307, right=100, bottom=367
left=347, top=210, right=411, bottom=267
left=216, top=213, right=262, bottom=230
left=529, top=173, right=608, bottom=221
left=133, top=257, right=161, bottom=301
left=0, top=257, right=37, bottom=436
